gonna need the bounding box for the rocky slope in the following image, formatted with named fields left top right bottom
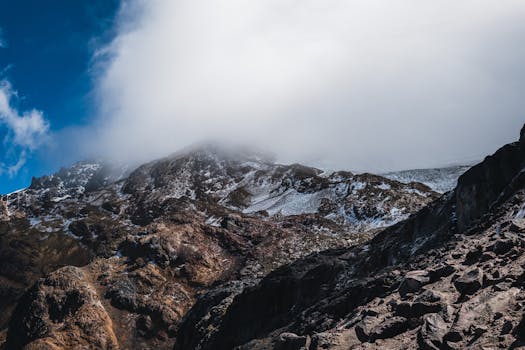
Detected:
left=0, top=145, right=436, bottom=349
left=172, top=126, right=525, bottom=350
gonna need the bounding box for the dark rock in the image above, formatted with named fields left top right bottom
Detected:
left=501, top=320, right=513, bottom=335
left=513, top=314, right=525, bottom=340
left=136, top=314, right=154, bottom=338
left=395, top=301, right=441, bottom=319
left=454, top=268, right=483, bottom=295
left=355, top=316, right=377, bottom=342
left=356, top=315, right=411, bottom=343
left=395, top=290, right=443, bottom=318
left=369, top=317, right=410, bottom=342
left=398, top=270, right=430, bottom=296
left=428, top=264, right=456, bottom=282
left=480, top=251, right=497, bottom=262
left=464, top=247, right=482, bottom=265
left=488, top=239, right=514, bottom=256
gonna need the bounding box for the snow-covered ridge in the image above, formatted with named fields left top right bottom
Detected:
left=28, top=160, right=131, bottom=197
left=121, top=147, right=438, bottom=231
left=2, top=146, right=440, bottom=235
left=383, top=165, right=471, bottom=193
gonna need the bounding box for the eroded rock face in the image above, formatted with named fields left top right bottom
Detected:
left=456, top=132, right=525, bottom=231
left=173, top=125, right=525, bottom=349
left=6, top=266, right=118, bottom=350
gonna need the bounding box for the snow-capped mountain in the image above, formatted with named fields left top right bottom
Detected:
left=0, top=145, right=436, bottom=349
left=122, top=145, right=437, bottom=230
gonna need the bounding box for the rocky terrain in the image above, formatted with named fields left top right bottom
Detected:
left=0, top=145, right=437, bottom=349
left=171, top=126, right=525, bottom=350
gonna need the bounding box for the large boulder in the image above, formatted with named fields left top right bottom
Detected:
left=418, top=313, right=449, bottom=350
left=454, top=268, right=483, bottom=295
left=398, top=270, right=430, bottom=297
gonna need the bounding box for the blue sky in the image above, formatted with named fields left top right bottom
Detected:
left=0, top=0, right=119, bottom=193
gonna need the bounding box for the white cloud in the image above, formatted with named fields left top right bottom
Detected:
left=89, top=0, right=525, bottom=171
left=0, top=80, right=50, bottom=175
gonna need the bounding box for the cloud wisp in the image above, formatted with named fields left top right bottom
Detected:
left=88, top=0, right=525, bottom=172
left=0, top=81, right=50, bottom=176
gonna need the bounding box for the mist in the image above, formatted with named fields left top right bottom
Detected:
left=86, top=0, right=525, bottom=172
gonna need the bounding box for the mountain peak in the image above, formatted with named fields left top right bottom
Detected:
left=166, top=141, right=276, bottom=165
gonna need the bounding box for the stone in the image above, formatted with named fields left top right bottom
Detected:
left=454, top=268, right=483, bottom=295
left=501, top=320, right=513, bottom=335
left=355, top=316, right=378, bottom=342
left=464, top=247, right=482, bottom=265
left=276, top=332, right=308, bottom=350
left=369, top=317, right=410, bottom=342
left=488, top=239, right=514, bottom=256
left=418, top=313, right=449, bottom=350
left=398, top=270, right=430, bottom=297
left=395, top=295, right=442, bottom=318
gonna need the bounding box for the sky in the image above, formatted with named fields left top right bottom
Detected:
left=1, top=1, right=525, bottom=193
left=0, top=0, right=119, bottom=192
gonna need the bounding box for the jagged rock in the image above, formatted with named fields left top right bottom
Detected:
left=488, top=239, right=515, bottom=255
left=369, top=316, right=410, bottom=342
left=355, top=316, right=380, bottom=342
left=428, top=264, right=456, bottom=281
left=454, top=268, right=483, bottom=295
left=276, top=332, right=309, bottom=350
left=395, top=290, right=443, bottom=318
left=418, top=313, right=449, bottom=350
left=355, top=316, right=411, bottom=343
left=464, top=246, right=482, bottom=265
left=398, top=270, right=430, bottom=296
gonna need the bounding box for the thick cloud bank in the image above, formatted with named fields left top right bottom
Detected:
left=90, top=0, right=525, bottom=171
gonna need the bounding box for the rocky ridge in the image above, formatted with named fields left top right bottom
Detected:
left=0, top=145, right=436, bottom=349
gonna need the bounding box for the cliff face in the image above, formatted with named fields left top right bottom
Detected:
left=173, top=125, right=525, bottom=350
left=455, top=135, right=525, bottom=232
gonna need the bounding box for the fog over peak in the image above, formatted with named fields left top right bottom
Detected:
left=84, top=0, right=525, bottom=172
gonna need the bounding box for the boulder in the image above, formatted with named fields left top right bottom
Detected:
left=454, top=268, right=483, bottom=295
left=368, top=317, right=410, bottom=342
left=356, top=316, right=410, bottom=343
left=276, top=332, right=308, bottom=350
left=355, top=316, right=378, bottom=342
left=418, top=313, right=449, bottom=350
left=398, top=270, right=430, bottom=296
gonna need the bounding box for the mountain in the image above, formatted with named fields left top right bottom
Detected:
left=0, top=145, right=436, bottom=349
left=383, top=165, right=472, bottom=193
left=171, top=126, right=525, bottom=350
